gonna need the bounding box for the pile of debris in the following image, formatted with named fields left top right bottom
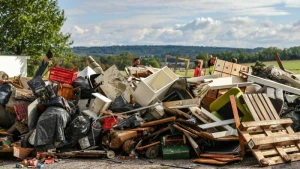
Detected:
left=1, top=56, right=300, bottom=168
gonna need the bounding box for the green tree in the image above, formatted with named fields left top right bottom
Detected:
left=143, top=57, right=160, bottom=68
left=0, top=0, right=73, bottom=76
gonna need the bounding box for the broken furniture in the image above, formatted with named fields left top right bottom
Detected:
left=239, top=93, right=300, bottom=166
left=133, top=66, right=179, bottom=106
left=82, top=93, right=112, bottom=119
left=209, top=87, right=252, bottom=122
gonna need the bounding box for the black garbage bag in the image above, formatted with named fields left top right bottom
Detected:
left=72, top=76, right=91, bottom=99
left=78, top=119, right=102, bottom=149
left=109, top=95, right=141, bottom=113
left=38, top=96, right=77, bottom=116
left=0, top=83, right=13, bottom=106
left=65, top=115, right=90, bottom=146
left=282, top=111, right=300, bottom=132
left=34, top=107, right=71, bottom=149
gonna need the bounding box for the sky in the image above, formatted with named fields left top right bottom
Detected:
left=58, top=0, right=300, bottom=48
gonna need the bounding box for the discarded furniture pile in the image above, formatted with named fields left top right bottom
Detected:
left=1, top=57, right=300, bottom=168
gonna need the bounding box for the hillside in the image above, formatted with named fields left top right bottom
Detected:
left=71, top=45, right=265, bottom=58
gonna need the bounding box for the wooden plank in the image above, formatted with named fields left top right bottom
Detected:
left=263, top=127, right=291, bottom=162
left=252, top=94, right=271, bottom=120
left=223, top=62, right=233, bottom=74
left=240, top=131, right=252, bottom=142
left=230, top=95, right=245, bottom=157
left=240, top=65, right=249, bottom=73
left=264, top=153, right=300, bottom=166
left=252, top=149, right=270, bottom=166
left=239, top=119, right=292, bottom=130
left=162, top=98, right=199, bottom=109
left=214, top=59, right=225, bottom=72
left=245, top=125, right=286, bottom=134
left=231, top=64, right=242, bottom=76
left=249, top=133, right=300, bottom=149
left=189, top=107, right=211, bottom=124
left=242, top=95, right=260, bottom=121
left=262, top=94, right=281, bottom=119
left=247, top=94, right=265, bottom=120
left=257, top=94, right=276, bottom=120
left=198, top=119, right=235, bottom=129
left=261, top=146, right=299, bottom=156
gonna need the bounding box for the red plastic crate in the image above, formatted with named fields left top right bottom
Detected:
left=14, top=104, right=28, bottom=121
left=49, top=67, right=78, bottom=84
left=102, top=117, right=118, bottom=130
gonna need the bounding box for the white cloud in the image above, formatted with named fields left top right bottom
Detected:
left=284, top=0, right=300, bottom=7
left=72, top=26, right=89, bottom=35
left=59, top=0, right=300, bottom=48
left=176, top=17, right=221, bottom=31
left=225, top=17, right=256, bottom=25
left=94, top=26, right=101, bottom=34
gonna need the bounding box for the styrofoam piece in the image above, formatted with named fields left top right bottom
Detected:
left=82, top=93, right=112, bottom=119
left=133, top=66, right=179, bottom=106
left=77, top=66, right=96, bottom=77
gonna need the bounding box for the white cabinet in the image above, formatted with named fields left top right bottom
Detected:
left=133, top=66, right=178, bottom=106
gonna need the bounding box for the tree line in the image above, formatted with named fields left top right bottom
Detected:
left=196, top=46, right=300, bottom=65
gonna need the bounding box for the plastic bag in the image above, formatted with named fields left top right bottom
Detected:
left=282, top=111, right=300, bottom=132
left=0, top=83, right=13, bottom=106
left=34, top=107, right=71, bottom=149
left=72, top=76, right=91, bottom=99
left=109, top=95, right=141, bottom=113
left=65, top=115, right=90, bottom=146
left=78, top=119, right=102, bottom=149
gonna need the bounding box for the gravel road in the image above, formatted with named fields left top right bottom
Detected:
left=1, top=153, right=300, bottom=169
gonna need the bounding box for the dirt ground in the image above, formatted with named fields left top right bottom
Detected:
left=1, top=153, right=299, bottom=169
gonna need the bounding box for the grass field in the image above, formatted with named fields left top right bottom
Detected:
left=175, top=60, right=300, bottom=77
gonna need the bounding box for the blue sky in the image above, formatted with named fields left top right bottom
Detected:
left=58, top=0, right=300, bottom=48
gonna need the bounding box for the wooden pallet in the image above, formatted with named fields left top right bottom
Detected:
left=240, top=93, right=300, bottom=166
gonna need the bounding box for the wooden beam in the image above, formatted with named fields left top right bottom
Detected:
left=185, top=60, right=189, bottom=77
left=274, top=53, right=285, bottom=71
left=174, top=56, right=178, bottom=73
left=239, top=119, right=293, bottom=131
left=249, top=133, right=300, bottom=149
left=230, top=95, right=245, bottom=158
